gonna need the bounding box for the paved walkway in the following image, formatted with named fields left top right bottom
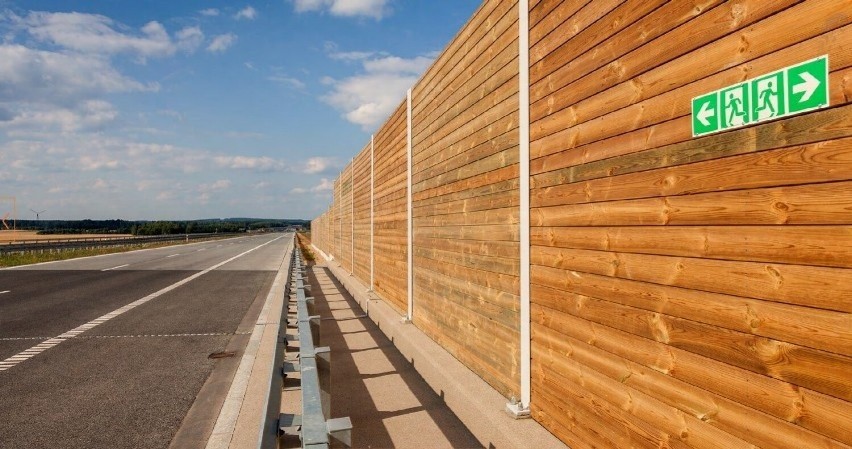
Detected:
left=283, top=261, right=482, bottom=449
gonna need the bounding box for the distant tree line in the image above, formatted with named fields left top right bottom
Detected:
left=13, top=218, right=309, bottom=235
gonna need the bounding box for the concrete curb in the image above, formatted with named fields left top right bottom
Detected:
left=317, top=250, right=565, bottom=449
left=206, top=236, right=294, bottom=449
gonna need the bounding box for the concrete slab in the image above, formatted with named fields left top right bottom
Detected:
left=316, top=250, right=566, bottom=449
left=281, top=263, right=482, bottom=449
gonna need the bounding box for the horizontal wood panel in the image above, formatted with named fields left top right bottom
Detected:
left=533, top=130, right=852, bottom=207
left=531, top=181, right=852, bottom=226
left=533, top=324, right=849, bottom=448
left=531, top=225, right=852, bottom=268
left=531, top=247, right=852, bottom=312
left=532, top=305, right=852, bottom=446
left=531, top=273, right=850, bottom=361
left=530, top=275, right=852, bottom=401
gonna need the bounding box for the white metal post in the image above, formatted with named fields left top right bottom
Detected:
left=406, top=88, right=414, bottom=322
left=508, top=0, right=532, bottom=419
left=370, top=134, right=375, bottom=291
left=350, top=157, right=354, bottom=275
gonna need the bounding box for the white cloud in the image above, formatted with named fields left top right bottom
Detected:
left=199, top=179, right=232, bottom=192
left=234, top=6, right=258, bottom=20
left=207, top=33, right=237, bottom=53
left=310, top=178, right=333, bottom=192
left=268, top=75, right=306, bottom=90
left=214, top=155, right=286, bottom=171
left=293, top=0, right=391, bottom=20
left=0, top=100, right=118, bottom=133
left=12, top=12, right=186, bottom=59
left=200, top=8, right=220, bottom=17
left=157, top=109, right=184, bottom=121
left=175, top=26, right=204, bottom=53
left=322, top=53, right=432, bottom=130
left=0, top=44, right=155, bottom=105
left=302, top=157, right=337, bottom=174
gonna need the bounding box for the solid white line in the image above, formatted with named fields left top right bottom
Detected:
left=0, top=235, right=283, bottom=373
left=101, top=264, right=129, bottom=272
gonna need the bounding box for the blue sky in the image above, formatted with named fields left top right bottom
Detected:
left=0, top=0, right=480, bottom=220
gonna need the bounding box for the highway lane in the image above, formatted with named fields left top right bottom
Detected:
left=0, top=233, right=292, bottom=449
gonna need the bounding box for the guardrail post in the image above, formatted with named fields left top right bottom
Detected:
left=315, top=346, right=331, bottom=417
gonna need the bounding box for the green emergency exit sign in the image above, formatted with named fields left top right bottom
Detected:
left=692, top=55, right=829, bottom=137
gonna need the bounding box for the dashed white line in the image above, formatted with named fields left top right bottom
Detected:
left=0, top=290, right=9, bottom=295
left=101, top=264, right=129, bottom=272
left=0, top=235, right=283, bottom=373
left=197, top=248, right=207, bottom=252
left=167, top=253, right=180, bottom=258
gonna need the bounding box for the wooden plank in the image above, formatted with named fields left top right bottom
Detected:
left=415, top=87, right=519, bottom=164
left=413, top=188, right=519, bottom=218
left=531, top=181, right=852, bottom=226
left=532, top=304, right=852, bottom=445
left=413, top=286, right=519, bottom=394
left=412, top=0, right=511, bottom=100
left=533, top=367, right=673, bottom=449
left=530, top=0, right=799, bottom=105
left=529, top=0, right=591, bottom=48
left=532, top=344, right=755, bottom=449
left=414, top=146, right=520, bottom=193
left=414, top=164, right=518, bottom=202
left=531, top=83, right=852, bottom=168
left=413, top=177, right=518, bottom=209
left=414, top=111, right=519, bottom=176
left=532, top=23, right=852, bottom=148
left=529, top=277, right=852, bottom=401
left=413, top=254, right=519, bottom=296
left=414, top=123, right=517, bottom=184
left=415, top=236, right=519, bottom=260
left=414, top=223, right=519, bottom=242
left=413, top=267, right=519, bottom=329
left=529, top=0, right=568, bottom=29
left=413, top=205, right=519, bottom=227
left=530, top=225, right=852, bottom=269
left=530, top=269, right=851, bottom=357
left=530, top=0, right=631, bottom=64
left=532, top=128, right=852, bottom=208
left=532, top=0, right=723, bottom=85
left=413, top=11, right=519, bottom=142
left=530, top=245, right=852, bottom=312
left=534, top=324, right=850, bottom=448
left=531, top=388, right=618, bottom=449
left=414, top=244, right=519, bottom=277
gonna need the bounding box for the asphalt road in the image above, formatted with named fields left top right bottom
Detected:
left=0, top=233, right=292, bottom=449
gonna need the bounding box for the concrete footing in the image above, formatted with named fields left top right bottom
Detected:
left=321, top=258, right=565, bottom=449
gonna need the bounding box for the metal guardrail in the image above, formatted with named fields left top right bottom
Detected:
left=0, top=233, right=240, bottom=254
left=278, top=247, right=352, bottom=449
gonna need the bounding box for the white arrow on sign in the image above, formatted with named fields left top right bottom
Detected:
left=792, top=71, right=820, bottom=102
left=697, top=100, right=715, bottom=126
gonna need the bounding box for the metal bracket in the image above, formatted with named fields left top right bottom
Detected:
left=505, top=401, right=531, bottom=419
left=327, top=416, right=353, bottom=447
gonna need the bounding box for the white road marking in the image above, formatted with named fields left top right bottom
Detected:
left=101, top=264, right=129, bottom=272
left=167, top=253, right=180, bottom=258
left=197, top=248, right=206, bottom=252
left=0, top=235, right=283, bottom=372
left=0, top=290, right=9, bottom=294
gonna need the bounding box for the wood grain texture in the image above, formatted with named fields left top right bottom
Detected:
left=310, top=1, right=852, bottom=447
